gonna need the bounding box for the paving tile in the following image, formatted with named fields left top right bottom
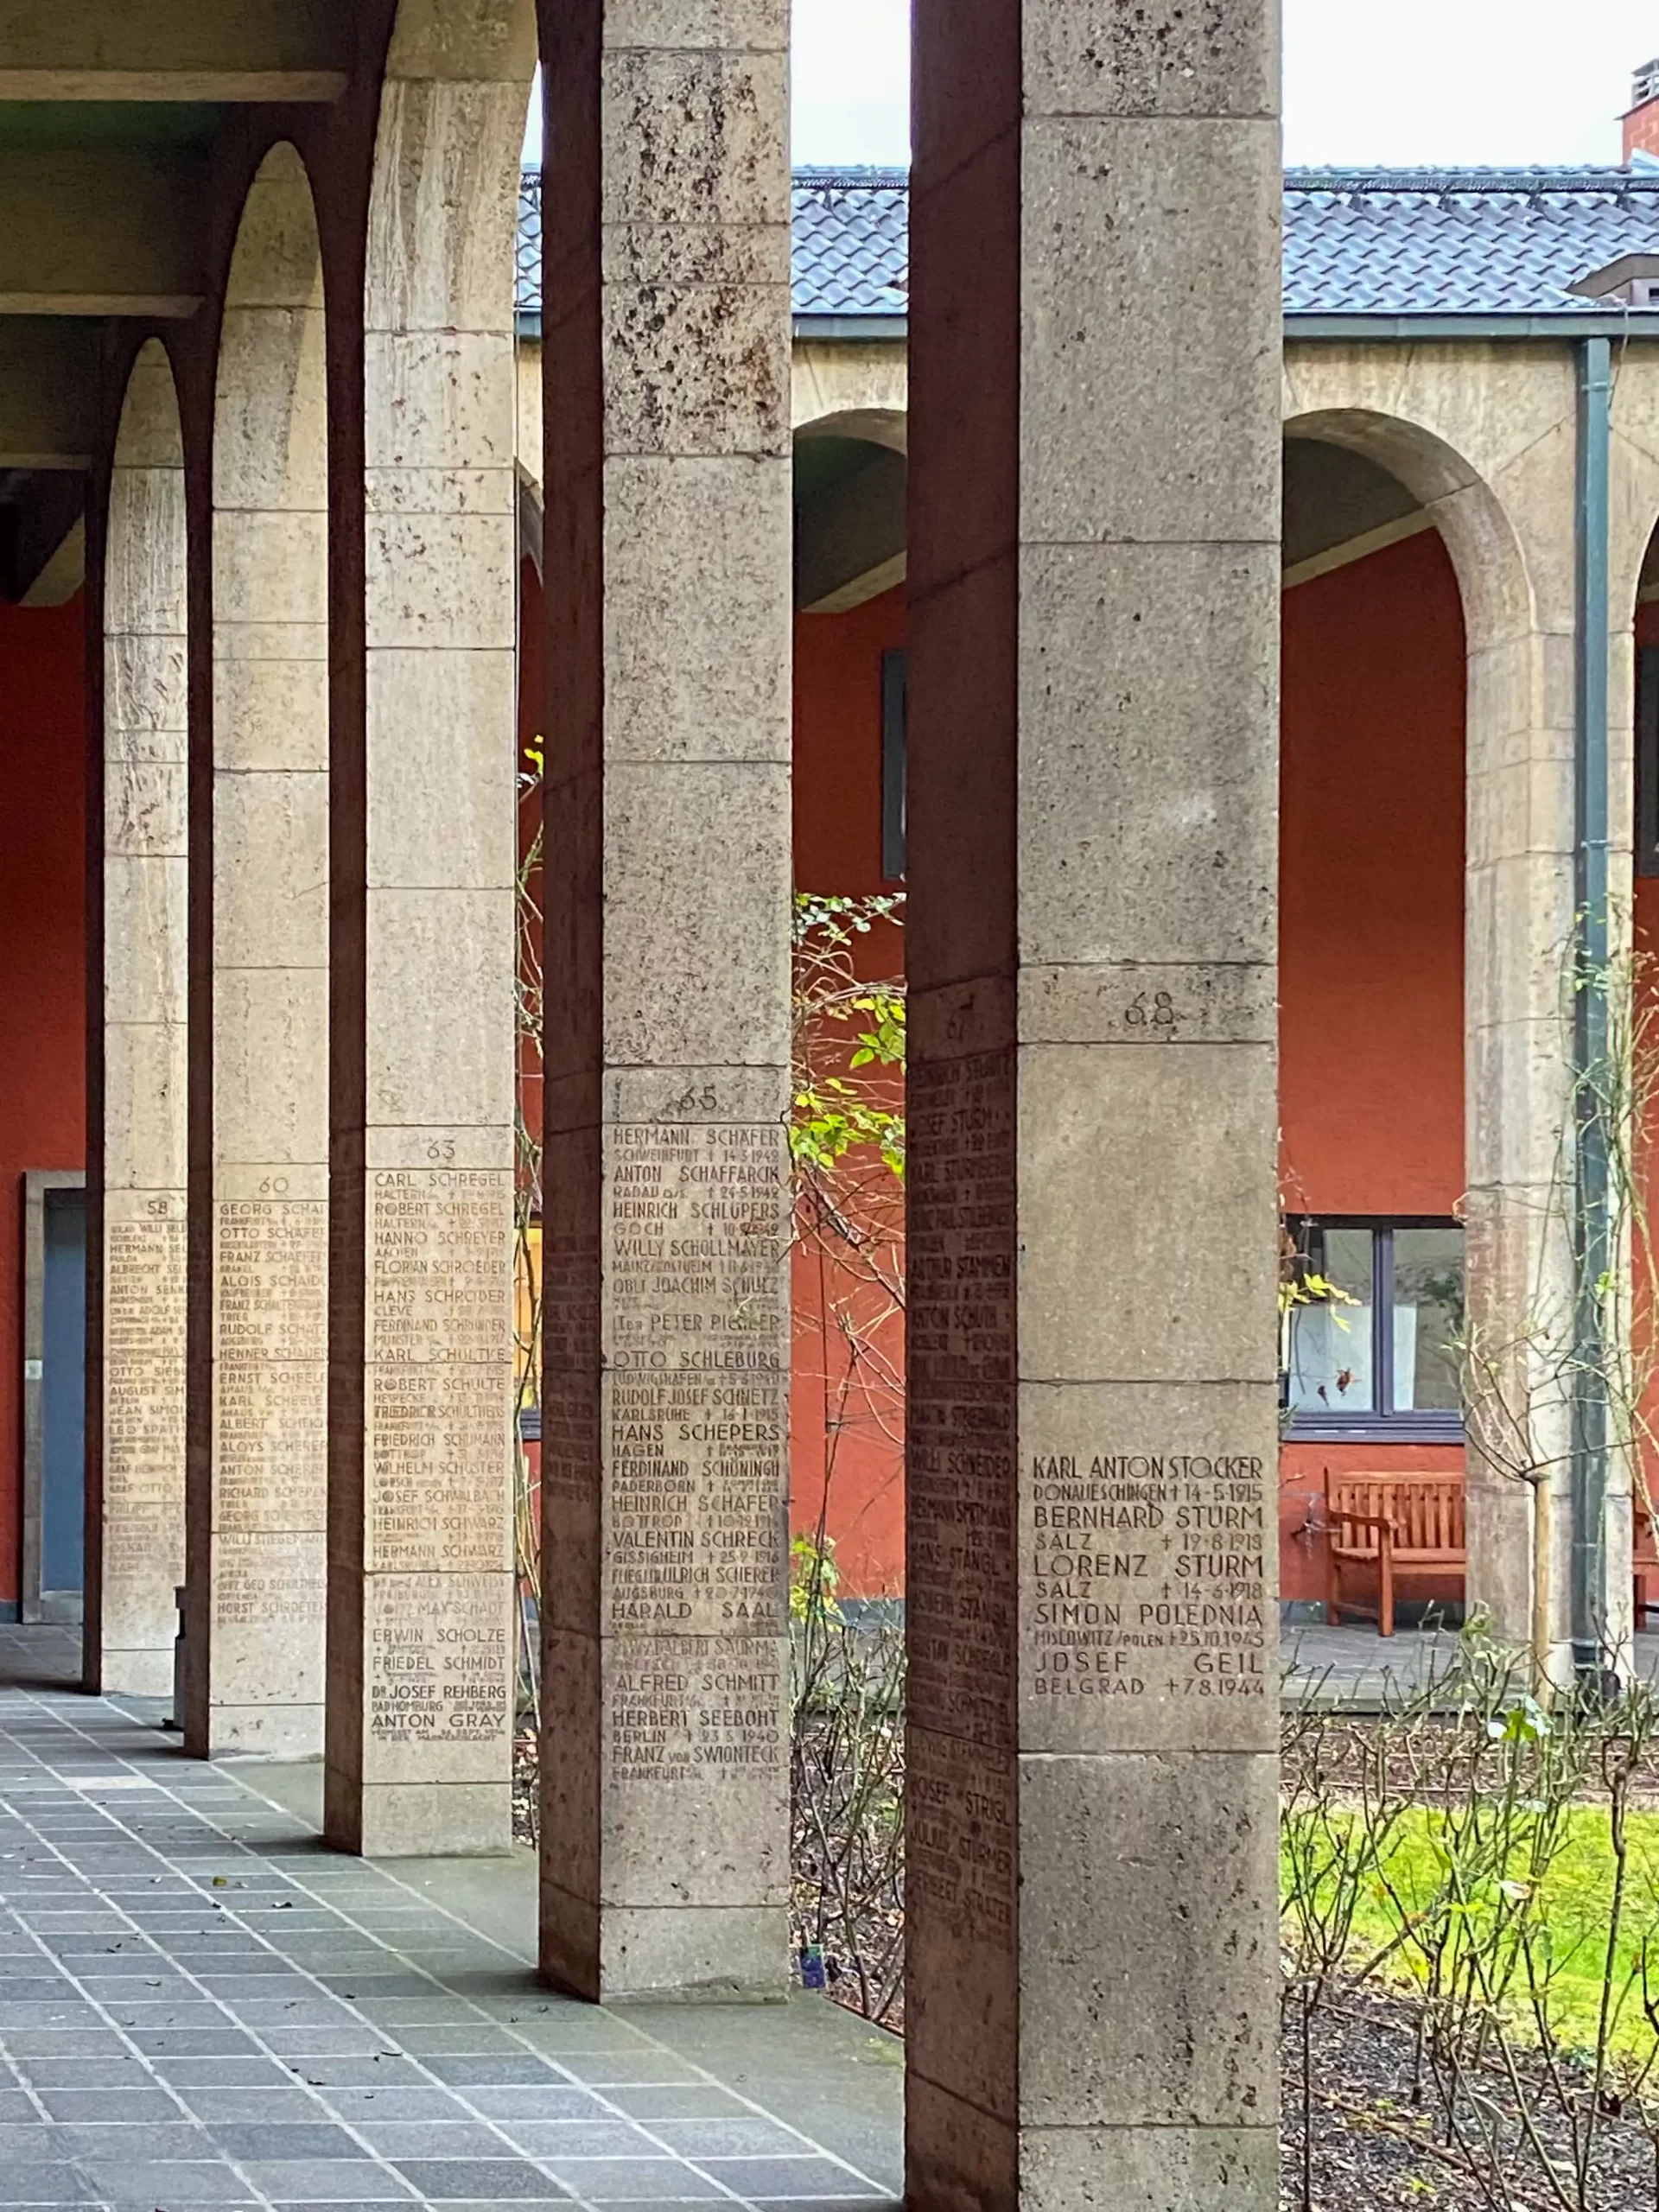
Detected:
left=278, top=2059, right=426, bottom=2088
left=390, top=2161, right=570, bottom=2201
left=639, top=2120, right=810, bottom=2158
left=698, top=2164, right=884, bottom=2201
left=496, top=2121, right=661, bottom=2158
left=129, top=2031, right=265, bottom=2058
left=0, top=2090, right=40, bottom=2121
left=74, top=2165, right=244, bottom=2203
left=310, top=2087, right=476, bottom=2123
left=605, top=2088, right=753, bottom=2122
left=422, top=2056, right=576, bottom=2088
left=147, top=2056, right=302, bottom=2088
left=0, top=2174, right=92, bottom=2207
left=556, top=2056, right=704, bottom=2087
left=209, top=2124, right=369, bottom=2161
left=54, top=2121, right=213, bottom=2159
left=447, top=2087, right=604, bottom=2123
left=236, top=2163, right=416, bottom=2202
left=174, top=2087, right=337, bottom=2125
left=531, top=2160, right=722, bottom=2201
left=35, top=2087, right=181, bottom=2122
left=747, top=2202, right=898, bottom=2212
left=350, top=2123, right=518, bottom=2159
left=0, top=2126, right=73, bottom=2162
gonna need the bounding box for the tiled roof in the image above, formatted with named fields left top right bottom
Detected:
left=1284, top=166, right=1659, bottom=315
left=515, top=164, right=1659, bottom=325
left=791, top=168, right=909, bottom=314
left=515, top=167, right=909, bottom=321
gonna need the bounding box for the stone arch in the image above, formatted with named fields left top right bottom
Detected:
left=1286, top=394, right=1584, bottom=1668
left=795, top=404, right=908, bottom=455
left=794, top=407, right=908, bottom=613
left=322, top=0, right=534, bottom=1858
left=1283, top=404, right=1535, bottom=687
left=90, top=338, right=189, bottom=1699
left=186, top=140, right=330, bottom=1757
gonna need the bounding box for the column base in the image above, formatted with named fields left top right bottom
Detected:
left=203, top=1704, right=324, bottom=1760
left=541, top=1888, right=787, bottom=2003
left=323, top=1772, right=512, bottom=1858
left=97, top=1647, right=174, bottom=1700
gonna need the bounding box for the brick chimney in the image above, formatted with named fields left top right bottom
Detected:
left=1625, top=59, right=1659, bottom=160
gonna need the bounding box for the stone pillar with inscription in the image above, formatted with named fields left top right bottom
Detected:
left=322, top=58, right=524, bottom=1856
left=537, top=0, right=793, bottom=1999
left=905, top=8, right=1282, bottom=2210
left=185, top=147, right=331, bottom=1756
left=88, top=340, right=190, bottom=1698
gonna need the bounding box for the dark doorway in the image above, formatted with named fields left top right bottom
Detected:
left=23, top=1172, right=86, bottom=1622
left=41, top=1186, right=86, bottom=1605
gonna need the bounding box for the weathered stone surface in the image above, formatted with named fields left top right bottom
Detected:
left=538, top=0, right=792, bottom=1999
left=92, top=339, right=188, bottom=1698
left=906, top=6, right=1281, bottom=2205
left=188, top=144, right=329, bottom=1757
left=326, top=62, right=521, bottom=1857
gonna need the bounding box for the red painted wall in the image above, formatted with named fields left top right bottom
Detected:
left=0, top=597, right=86, bottom=1609
left=791, top=586, right=907, bottom=1595
left=1278, top=529, right=1467, bottom=1599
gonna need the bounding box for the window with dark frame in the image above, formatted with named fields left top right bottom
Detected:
left=1281, top=1217, right=1465, bottom=1442
left=1638, top=642, right=1659, bottom=880
left=880, top=646, right=906, bottom=882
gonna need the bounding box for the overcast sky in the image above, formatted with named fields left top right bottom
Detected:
left=524, top=5, right=1659, bottom=170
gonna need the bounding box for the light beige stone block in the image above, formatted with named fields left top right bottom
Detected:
left=366, top=648, right=517, bottom=890
left=1017, top=1046, right=1277, bottom=1384
left=1017, top=543, right=1279, bottom=966
left=105, top=631, right=188, bottom=747
left=602, top=457, right=790, bottom=764
left=105, top=856, right=187, bottom=1024
left=364, top=887, right=516, bottom=1128
left=600, top=48, right=788, bottom=229
left=1025, top=3, right=1279, bottom=118
left=103, top=1023, right=187, bottom=1191
left=213, top=772, right=329, bottom=970
left=105, top=760, right=187, bottom=861
left=365, top=328, right=516, bottom=474
left=214, top=652, right=328, bottom=773
left=365, top=78, right=525, bottom=337
left=1020, top=118, right=1281, bottom=547
left=365, top=512, right=516, bottom=649
left=601, top=764, right=791, bottom=1068
left=216, top=315, right=327, bottom=507
left=214, top=507, right=328, bottom=627
left=213, top=969, right=329, bottom=1166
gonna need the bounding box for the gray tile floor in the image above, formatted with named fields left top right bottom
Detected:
left=0, top=1630, right=898, bottom=2212
left=1281, top=1622, right=1659, bottom=1706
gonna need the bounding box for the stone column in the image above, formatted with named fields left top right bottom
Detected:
left=322, top=53, right=526, bottom=1856
left=185, top=145, right=329, bottom=1756
left=537, top=0, right=792, bottom=1999
left=87, top=340, right=188, bottom=1698
left=905, top=9, right=1281, bottom=2210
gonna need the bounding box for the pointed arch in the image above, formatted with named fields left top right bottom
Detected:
left=184, top=140, right=331, bottom=1755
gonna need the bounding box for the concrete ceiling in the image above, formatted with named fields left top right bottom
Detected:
left=793, top=433, right=906, bottom=613
left=0, top=0, right=349, bottom=602
left=1283, top=436, right=1425, bottom=576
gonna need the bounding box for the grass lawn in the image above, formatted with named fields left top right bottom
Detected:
left=1284, top=1803, right=1659, bottom=2062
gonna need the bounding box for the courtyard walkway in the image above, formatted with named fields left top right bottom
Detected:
left=0, top=1629, right=901, bottom=2212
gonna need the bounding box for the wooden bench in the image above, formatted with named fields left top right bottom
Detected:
left=1325, top=1470, right=1466, bottom=1638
